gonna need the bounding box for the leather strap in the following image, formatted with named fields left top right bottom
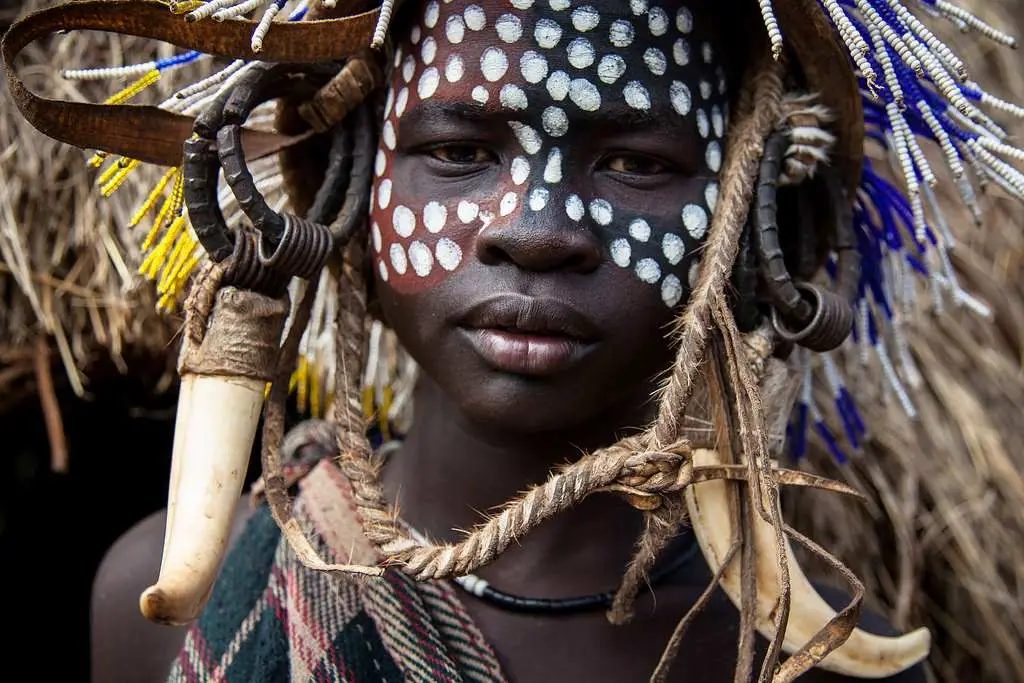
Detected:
left=2, top=0, right=381, bottom=166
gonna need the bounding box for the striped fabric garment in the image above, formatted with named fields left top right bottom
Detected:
left=167, top=460, right=507, bottom=682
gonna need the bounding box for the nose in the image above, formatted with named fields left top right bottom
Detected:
left=476, top=199, right=603, bottom=274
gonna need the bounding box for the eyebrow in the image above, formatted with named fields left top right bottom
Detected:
left=401, top=99, right=687, bottom=135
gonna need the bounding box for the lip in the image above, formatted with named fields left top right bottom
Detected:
left=458, top=294, right=600, bottom=376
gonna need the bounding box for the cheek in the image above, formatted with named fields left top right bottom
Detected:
left=599, top=178, right=717, bottom=309
left=369, top=145, right=532, bottom=294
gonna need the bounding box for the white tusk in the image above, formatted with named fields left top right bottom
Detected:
left=685, top=448, right=931, bottom=679
left=140, top=374, right=264, bottom=625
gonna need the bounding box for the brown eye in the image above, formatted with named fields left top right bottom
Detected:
left=429, top=145, right=494, bottom=164
left=606, top=155, right=666, bottom=175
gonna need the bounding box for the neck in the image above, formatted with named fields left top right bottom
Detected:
left=380, top=375, right=655, bottom=596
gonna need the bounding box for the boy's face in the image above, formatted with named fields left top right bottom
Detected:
left=370, top=0, right=729, bottom=433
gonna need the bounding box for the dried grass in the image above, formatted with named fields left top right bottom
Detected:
left=0, top=0, right=1022, bottom=678
left=0, top=1, right=202, bottom=411
left=787, top=3, right=1024, bottom=682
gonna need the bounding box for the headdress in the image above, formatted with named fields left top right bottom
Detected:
left=4, top=0, right=1023, bottom=680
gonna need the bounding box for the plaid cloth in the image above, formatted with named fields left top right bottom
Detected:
left=167, top=461, right=506, bottom=682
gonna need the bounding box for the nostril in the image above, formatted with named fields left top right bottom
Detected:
left=480, top=244, right=512, bottom=266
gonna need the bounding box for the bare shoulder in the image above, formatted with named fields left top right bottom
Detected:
left=90, top=496, right=254, bottom=683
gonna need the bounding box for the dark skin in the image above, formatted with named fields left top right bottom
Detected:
left=92, top=1, right=927, bottom=681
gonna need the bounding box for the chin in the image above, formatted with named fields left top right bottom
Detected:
left=427, top=356, right=663, bottom=440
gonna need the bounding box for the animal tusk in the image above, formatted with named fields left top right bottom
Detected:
left=685, top=448, right=930, bottom=679
left=139, top=374, right=264, bottom=625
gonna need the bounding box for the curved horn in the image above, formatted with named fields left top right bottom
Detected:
left=685, top=448, right=931, bottom=679
left=141, top=374, right=264, bottom=625
left=141, top=284, right=290, bottom=625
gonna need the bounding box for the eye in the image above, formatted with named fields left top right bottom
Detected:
left=604, top=154, right=668, bottom=176
left=428, top=144, right=495, bottom=165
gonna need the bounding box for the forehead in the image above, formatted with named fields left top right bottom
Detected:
left=390, top=0, right=724, bottom=117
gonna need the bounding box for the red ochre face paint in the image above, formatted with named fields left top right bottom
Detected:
left=370, top=0, right=728, bottom=309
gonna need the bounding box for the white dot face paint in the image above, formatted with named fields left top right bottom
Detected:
left=435, top=238, right=462, bottom=271
left=445, top=54, right=465, bottom=82
left=661, top=274, right=683, bottom=306
left=534, top=18, right=563, bottom=48
left=688, top=260, right=701, bottom=288
left=409, top=241, right=434, bottom=277
left=423, top=201, right=448, bottom=233
left=393, top=205, right=416, bottom=238
left=423, top=1, right=440, bottom=28
left=520, top=51, right=549, bottom=83
left=418, top=67, right=440, bottom=99
left=566, top=194, right=585, bottom=221
left=610, top=238, right=631, bottom=267
left=705, top=182, right=719, bottom=213
left=500, top=83, right=529, bottom=110
left=421, top=37, right=437, bottom=65
left=371, top=223, right=383, bottom=252
left=568, top=78, right=601, bottom=111
left=676, top=7, right=693, bottom=33
left=541, top=106, right=569, bottom=136
left=445, top=14, right=465, bottom=43
left=529, top=187, right=549, bottom=211
left=463, top=4, right=486, bottom=31
left=696, top=109, right=710, bottom=138
left=662, top=232, right=685, bottom=265
left=670, top=81, right=691, bottom=116
left=706, top=141, right=722, bottom=172
left=711, top=105, right=725, bottom=137
left=508, top=121, right=543, bottom=154
left=457, top=200, right=479, bottom=223
left=382, top=120, right=397, bottom=151
left=567, top=37, right=596, bottom=69
left=597, top=54, right=627, bottom=84
left=543, top=147, right=563, bottom=183
left=395, top=88, right=410, bottom=117
left=629, top=218, right=651, bottom=242
left=623, top=81, right=651, bottom=110
left=511, top=156, right=531, bottom=185
left=546, top=70, right=571, bottom=100
left=571, top=5, right=600, bottom=32
left=644, top=47, right=667, bottom=76
left=648, top=7, right=669, bottom=36
left=682, top=204, right=708, bottom=239
left=609, top=19, right=634, bottom=48
left=589, top=199, right=613, bottom=226
left=500, top=191, right=518, bottom=216
left=370, top=0, right=730, bottom=305
left=377, top=178, right=392, bottom=209
left=390, top=243, right=408, bottom=275
left=480, top=47, right=509, bottom=81
left=402, top=55, right=416, bottom=83
left=635, top=258, right=661, bottom=284
left=673, top=38, right=689, bottom=66
left=495, top=13, right=523, bottom=42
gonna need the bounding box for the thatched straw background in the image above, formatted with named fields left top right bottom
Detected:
left=0, top=1, right=1022, bottom=681
left=787, top=3, right=1024, bottom=683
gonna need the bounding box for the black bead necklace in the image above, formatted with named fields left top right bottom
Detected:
left=407, top=525, right=701, bottom=615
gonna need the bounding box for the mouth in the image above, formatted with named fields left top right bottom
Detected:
left=458, top=294, right=600, bottom=376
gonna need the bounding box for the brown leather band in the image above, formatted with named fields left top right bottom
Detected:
left=2, top=0, right=380, bottom=166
